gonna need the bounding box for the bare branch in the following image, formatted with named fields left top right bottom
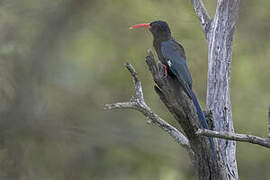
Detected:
left=196, top=129, right=270, bottom=148
left=105, top=102, right=137, bottom=110
left=190, top=0, right=212, bottom=36
left=125, top=62, right=144, bottom=102
left=105, top=63, right=193, bottom=155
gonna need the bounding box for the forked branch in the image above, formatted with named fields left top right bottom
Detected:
left=105, top=62, right=193, bottom=155
left=190, top=0, right=212, bottom=36
left=197, top=106, right=270, bottom=148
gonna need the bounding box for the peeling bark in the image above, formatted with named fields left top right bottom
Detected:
left=205, top=1, right=241, bottom=179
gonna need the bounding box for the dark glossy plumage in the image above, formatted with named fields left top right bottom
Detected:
left=161, top=39, right=192, bottom=98
left=149, top=20, right=215, bottom=153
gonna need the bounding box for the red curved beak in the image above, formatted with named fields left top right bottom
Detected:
left=129, top=23, right=151, bottom=29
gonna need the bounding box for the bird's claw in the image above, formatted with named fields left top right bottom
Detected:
left=162, top=64, right=168, bottom=78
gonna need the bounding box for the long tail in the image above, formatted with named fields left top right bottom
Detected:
left=190, top=89, right=215, bottom=155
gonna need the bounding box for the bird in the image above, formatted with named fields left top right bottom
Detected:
left=130, top=20, right=215, bottom=153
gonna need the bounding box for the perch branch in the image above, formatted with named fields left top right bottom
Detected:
left=190, top=0, right=212, bottom=36
left=105, top=62, right=193, bottom=155
left=196, top=129, right=270, bottom=148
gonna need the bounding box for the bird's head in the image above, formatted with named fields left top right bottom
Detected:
left=130, top=20, right=171, bottom=40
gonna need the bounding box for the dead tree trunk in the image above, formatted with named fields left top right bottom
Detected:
left=202, top=0, right=240, bottom=179
left=106, top=0, right=241, bottom=179
left=190, top=0, right=240, bottom=179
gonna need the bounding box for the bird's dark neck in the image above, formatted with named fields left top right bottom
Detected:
left=153, top=35, right=171, bottom=44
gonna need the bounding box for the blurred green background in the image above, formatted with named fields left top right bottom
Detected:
left=0, top=0, right=269, bottom=179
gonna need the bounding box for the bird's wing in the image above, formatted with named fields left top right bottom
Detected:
left=161, top=40, right=193, bottom=97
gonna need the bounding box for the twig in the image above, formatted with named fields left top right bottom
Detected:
left=190, top=0, right=212, bottom=36
left=196, top=129, right=270, bottom=148
left=105, top=63, right=193, bottom=155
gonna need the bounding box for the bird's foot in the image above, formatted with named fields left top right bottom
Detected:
left=162, top=64, right=168, bottom=78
